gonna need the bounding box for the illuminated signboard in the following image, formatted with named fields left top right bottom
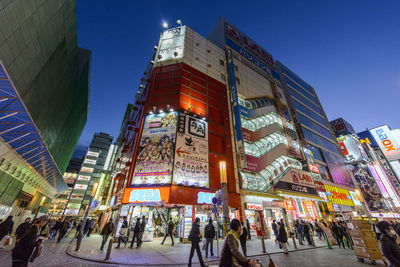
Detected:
left=173, top=113, right=209, bottom=187
left=122, top=187, right=170, bottom=204
left=132, top=112, right=178, bottom=185
left=284, top=199, right=296, bottom=210
left=81, top=167, right=93, bottom=173
left=314, top=181, right=326, bottom=192
left=84, top=159, right=97, bottom=165
left=370, top=125, right=400, bottom=161
left=87, top=151, right=99, bottom=157
left=357, top=130, right=379, bottom=148
left=350, top=191, right=362, bottom=206
left=303, top=148, right=314, bottom=158
left=324, top=184, right=354, bottom=206
left=197, top=192, right=215, bottom=205
left=246, top=203, right=263, bottom=210
left=156, top=26, right=184, bottom=63
left=337, top=135, right=368, bottom=163
left=78, top=175, right=91, bottom=181
left=74, top=184, right=87, bottom=190
left=308, top=163, right=320, bottom=174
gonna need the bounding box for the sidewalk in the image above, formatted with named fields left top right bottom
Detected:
left=67, top=234, right=328, bottom=266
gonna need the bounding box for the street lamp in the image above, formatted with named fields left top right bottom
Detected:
left=75, top=182, right=99, bottom=251
left=219, top=161, right=229, bottom=237
left=33, top=196, right=46, bottom=220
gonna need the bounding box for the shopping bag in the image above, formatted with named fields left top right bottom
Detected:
left=4, top=236, right=12, bottom=246
left=202, top=238, right=206, bottom=250
left=0, top=235, right=11, bottom=247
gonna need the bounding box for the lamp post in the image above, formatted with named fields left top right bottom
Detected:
left=33, top=196, right=47, bottom=220
left=75, top=182, right=99, bottom=251
left=219, top=161, right=229, bottom=237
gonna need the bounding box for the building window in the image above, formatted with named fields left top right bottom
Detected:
left=220, top=59, right=225, bottom=66
left=221, top=73, right=226, bottom=81
left=235, top=77, right=240, bottom=85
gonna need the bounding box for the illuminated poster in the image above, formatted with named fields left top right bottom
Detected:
left=337, top=135, right=369, bottom=163
left=173, top=113, right=209, bottom=187
left=349, top=165, right=389, bottom=212
left=322, top=150, right=353, bottom=187
left=131, top=112, right=178, bottom=185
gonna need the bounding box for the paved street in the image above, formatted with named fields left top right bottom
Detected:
left=0, top=233, right=386, bottom=267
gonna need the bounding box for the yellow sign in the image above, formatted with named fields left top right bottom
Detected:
left=324, top=184, right=354, bottom=206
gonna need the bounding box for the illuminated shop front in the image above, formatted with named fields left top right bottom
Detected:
left=322, top=184, right=356, bottom=220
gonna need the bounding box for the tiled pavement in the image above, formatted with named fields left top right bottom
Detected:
left=0, top=233, right=387, bottom=266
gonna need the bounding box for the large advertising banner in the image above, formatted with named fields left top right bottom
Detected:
left=273, top=169, right=318, bottom=196
left=370, top=125, right=400, bottom=162
left=173, top=113, right=209, bottom=187
left=337, top=135, right=369, bottom=163
left=131, top=112, right=178, bottom=185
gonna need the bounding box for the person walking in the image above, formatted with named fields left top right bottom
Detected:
left=83, top=219, right=90, bottom=236
left=239, top=221, right=248, bottom=257
left=100, top=218, right=114, bottom=251
left=272, top=220, right=278, bottom=244
left=219, top=218, right=256, bottom=267
left=130, top=217, right=141, bottom=248
left=57, top=218, right=70, bottom=243
left=188, top=217, right=206, bottom=267
left=332, top=221, right=345, bottom=248
left=11, top=216, right=48, bottom=267
left=15, top=218, right=31, bottom=242
left=295, top=219, right=303, bottom=245
left=277, top=221, right=289, bottom=254
left=302, top=220, right=312, bottom=245
left=87, top=219, right=95, bottom=237
left=204, top=218, right=215, bottom=258
left=0, top=215, right=14, bottom=241
left=51, top=219, right=61, bottom=239
left=138, top=215, right=147, bottom=247
left=161, top=218, right=175, bottom=246
left=116, top=216, right=128, bottom=248
left=376, top=221, right=400, bottom=266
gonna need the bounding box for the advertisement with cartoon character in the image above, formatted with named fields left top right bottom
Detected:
left=131, top=112, right=178, bottom=185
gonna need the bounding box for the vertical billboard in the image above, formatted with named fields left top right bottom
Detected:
left=337, top=135, right=369, bottom=163
left=173, top=113, right=209, bottom=187
left=131, top=112, right=178, bottom=185
left=322, top=150, right=353, bottom=187
left=156, top=26, right=185, bottom=63
left=226, top=49, right=246, bottom=168
left=370, top=125, right=400, bottom=162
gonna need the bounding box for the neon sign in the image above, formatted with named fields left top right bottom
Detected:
left=197, top=192, right=215, bottom=205
left=129, top=189, right=161, bottom=203
left=308, top=163, right=320, bottom=174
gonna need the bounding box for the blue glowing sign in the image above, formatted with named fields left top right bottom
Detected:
left=197, top=192, right=215, bottom=205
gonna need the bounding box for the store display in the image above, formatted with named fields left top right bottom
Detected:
left=347, top=219, right=383, bottom=264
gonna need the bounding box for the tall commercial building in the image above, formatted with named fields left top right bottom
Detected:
left=65, top=132, right=113, bottom=216
left=0, top=0, right=90, bottom=221
left=111, top=19, right=363, bottom=241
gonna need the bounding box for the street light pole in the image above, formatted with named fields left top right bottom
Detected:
left=219, top=161, right=229, bottom=237
left=33, top=196, right=47, bottom=220
left=75, top=182, right=99, bottom=251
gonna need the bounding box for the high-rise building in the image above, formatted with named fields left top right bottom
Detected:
left=65, top=132, right=113, bottom=216
left=0, top=0, right=90, bottom=221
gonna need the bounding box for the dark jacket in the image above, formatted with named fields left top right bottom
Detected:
left=205, top=223, right=216, bottom=239
left=0, top=218, right=14, bottom=237
left=239, top=227, right=248, bottom=243
left=302, top=223, right=310, bottom=235
left=101, top=222, right=115, bottom=236
left=188, top=222, right=201, bottom=243
left=167, top=221, right=174, bottom=234
left=15, top=222, right=31, bottom=239
left=140, top=219, right=147, bottom=232
left=277, top=225, right=288, bottom=243
left=379, top=234, right=400, bottom=266
left=12, top=225, right=39, bottom=261
left=220, top=232, right=248, bottom=267
left=134, top=221, right=141, bottom=233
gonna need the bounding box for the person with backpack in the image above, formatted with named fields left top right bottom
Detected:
left=116, top=216, right=128, bottom=248
left=188, top=217, right=206, bottom=267
left=15, top=218, right=31, bottom=242
left=204, top=218, right=216, bottom=258
left=239, top=221, right=248, bottom=257
left=161, top=218, right=175, bottom=246
left=301, top=220, right=312, bottom=245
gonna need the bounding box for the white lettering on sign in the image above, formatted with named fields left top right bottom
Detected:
left=197, top=192, right=215, bottom=204
left=246, top=203, right=263, bottom=210
left=129, top=189, right=161, bottom=202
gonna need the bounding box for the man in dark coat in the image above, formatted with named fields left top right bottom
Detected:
left=302, top=220, right=312, bottom=245
left=0, top=215, right=14, bottom=241
left=188, top=217, right=206, bottom=267
left=100, top=218, right=114, bottom=251
left=129, top=217, right=141, bottom=248
left=204, top=218, right=216, bottom=257
left=15, top=218, right=31, bottom=241
left=294, top=219, right=303, bottom=245
left=161, top=218, right=175, bottom=246
left=277, top=221, right=288, bottom=254
left=11, top=216, right=48, bottom=267
left=376, top=221, right=400, bottom=266
left=239, top=221, right=248, bottom=257
left=138, top=215, right=147, bottom=247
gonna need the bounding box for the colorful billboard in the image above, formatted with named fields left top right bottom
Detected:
left=131, top=112, right=178, bottom=185
left=322, top=150, right=353, bottom=187
left=324, top=184, right=354, bottom=206
left=173, top=113, right=209, bottom=187
left=370, top=125, right=400, bottom=162
left=337, top=135, right=369, bottom=163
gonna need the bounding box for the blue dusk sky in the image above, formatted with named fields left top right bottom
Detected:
left=75, top=0, right=400, bottom=146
